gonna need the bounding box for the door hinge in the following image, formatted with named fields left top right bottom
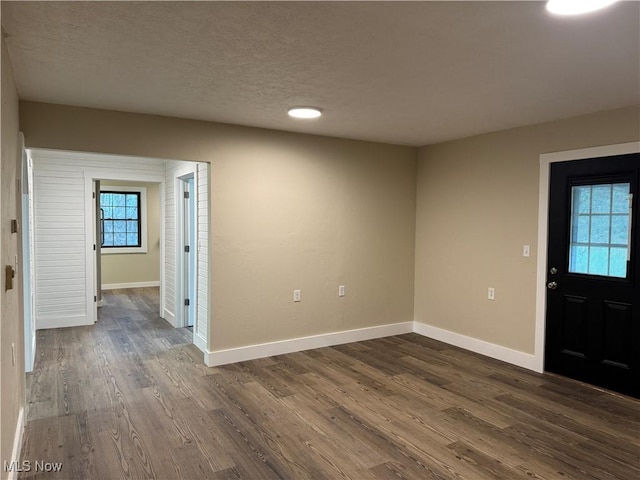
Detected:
left=93, top=244, right=96, bottom=251
left=184, top=299, right=190, bottom=306
left=184, top=191, right=190, bottom=199
left=94, top=296, right=97, bottom=302
left=185, top=245, right=190, bottom=253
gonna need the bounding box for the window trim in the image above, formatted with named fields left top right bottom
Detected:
left=100, top=185, right=148, bottom=254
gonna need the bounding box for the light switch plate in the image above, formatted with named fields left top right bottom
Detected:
left=523, top=245, right=530, bottom=257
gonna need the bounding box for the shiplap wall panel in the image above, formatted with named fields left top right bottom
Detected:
left=33, top=161, right=87, bottom=327
left=164, top=161, right=178, bottom=318
left=196, top=163, right=209, bottom=346
left=32, top=150, right=165, bottom=329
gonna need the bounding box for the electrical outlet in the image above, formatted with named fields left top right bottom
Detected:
left=338, top=285, right=346, bottom=297
left=488, top=287, right=495, bottom=301
left=293, top=289, right=301, bottom=302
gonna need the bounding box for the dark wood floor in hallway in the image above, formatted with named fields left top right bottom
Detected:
left=19, top=288, right=640, bottom=479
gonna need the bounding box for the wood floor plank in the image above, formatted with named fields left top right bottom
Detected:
left=436, top=407, right=582, bottom=480
left=170, top=398, right=236, bottom=472
left=445, top=441, right=534, bottom=480
left=328, top=406, right=456, bottom=480
left=495, top=393, right=640, bottom=463
left=19, top=288, right=640, bottom=479
left=207, top=408, right=300, bottom=480
left=501, top=422, right=628, bottom=480
left=279, top=393, right=392, bottom=470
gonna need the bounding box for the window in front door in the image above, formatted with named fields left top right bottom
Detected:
left=569, top=182, right=631, bottom=278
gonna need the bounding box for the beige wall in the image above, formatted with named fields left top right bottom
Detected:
left=415, top=106, right=640, bottom=354
left=19, top=102, right=417, bottom=350
left=20, top=101, right=637, bottom=360
left=100, top=180, right=161, bottom=286
left=1, top=37, right=25, bottom=478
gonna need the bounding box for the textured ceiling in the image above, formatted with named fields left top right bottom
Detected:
left=2, top=1, right=639, bottom=146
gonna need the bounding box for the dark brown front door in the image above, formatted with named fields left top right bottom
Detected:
left=545, top=153, right=639, bottom=398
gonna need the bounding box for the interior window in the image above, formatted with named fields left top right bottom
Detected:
left=100, top=191, right=141, bottom=248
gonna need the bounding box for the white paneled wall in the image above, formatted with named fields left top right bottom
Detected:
left=196, top=163, right=209, bottom=350
left=33, top=164, right=87, bottom=328
left=163, top=161, right=178, bottom=321
left=164, top=160, right=209, bottom=352
left=31, top=150, right=165, bottom=329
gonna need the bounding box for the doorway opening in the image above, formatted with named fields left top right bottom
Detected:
left=95, top=179, right=162, bottom=314
left=177, top=173, right=196, bottom=330
left=27, top=149, right=210, bottom=361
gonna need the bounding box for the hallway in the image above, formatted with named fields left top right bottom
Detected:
left=20, top=288, right=197, bottom=478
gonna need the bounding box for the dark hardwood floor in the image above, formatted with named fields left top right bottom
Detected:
left=20, top=288, right=640, bottom=479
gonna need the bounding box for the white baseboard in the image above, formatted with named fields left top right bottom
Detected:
left=7, top=407, right=25, bottom=480
left=102, top=281, right=160, bottom=290
left=413, top=321, right=537, bottom=371
left=163, top=308, right=177, bottom=328
left=206, top=321, right=414, bottom=367
left=193, top=332, right=207, bottom=353
left=36, top=314, right=90, bottom=330
left=204, top=321, right=537, bottom=371
left=25, top=334, right=36, bottom=373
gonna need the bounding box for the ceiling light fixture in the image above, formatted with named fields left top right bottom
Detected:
left=546, top=0, right=618, bottom=15
left=287, top=107, right=322, bottom=119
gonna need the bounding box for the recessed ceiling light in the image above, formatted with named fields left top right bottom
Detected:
left=287, top=107, right=322, bottom=119
left=546, top=0, right=618, bottom=15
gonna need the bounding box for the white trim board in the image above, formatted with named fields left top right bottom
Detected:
left=7, top=407, right=25, bottom=480
left=102, top=281, right=160, bottom=290
left=206, top=322, right=414, bottom=366
left=534, top=141, right=640, bottom=373
left=36, top=314, right=90, bottom=330
left=163, top=308, right=177, bottom=328
left=193, top=332, right=207, bottom=354
left=413, top=322, right=537, bottom=371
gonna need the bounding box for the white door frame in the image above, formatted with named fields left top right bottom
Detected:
left=534, top=141, right=640, bottom=373
left=22, top=142, right=36, bottom=372
left=174, top=165, right=198, bottom=333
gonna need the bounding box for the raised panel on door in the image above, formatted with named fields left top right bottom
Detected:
left=560, top=295, right=588, bottom=358
left=600, top=300, right=632, bottom=369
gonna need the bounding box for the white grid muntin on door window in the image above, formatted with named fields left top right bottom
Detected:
left=569, top=183, right=631, bottom=278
